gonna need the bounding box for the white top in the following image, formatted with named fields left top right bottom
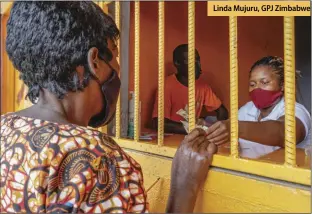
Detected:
left=238, top=98, right=311, bottom=158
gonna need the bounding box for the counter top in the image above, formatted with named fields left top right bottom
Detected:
left=139, top=134, right=310, bottom=169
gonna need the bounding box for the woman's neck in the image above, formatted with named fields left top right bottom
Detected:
left=259, top=106, right=274, bottom=120
left=17, top=89, right=89, bottom=126
left=16, top=93, right=71, bottom=125
left=258, top=97, right=282, bottom=120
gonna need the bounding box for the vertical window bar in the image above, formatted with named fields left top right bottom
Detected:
left=188, top=1, right=196, bottom=132
left=284, top=16, right=296, bottom=167
left=134, top=1, right=140, bottom=141
left=229, top=16, right=239, bottom=158
left=115, top=1, right=121, bottom=139
left=157, top=1, right=165, bottom=146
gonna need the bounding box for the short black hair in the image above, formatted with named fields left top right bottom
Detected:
left=6, top=2, right=120, bottom=104
left=250, top=56, right=284, bottom=85
left=173, top=44, right=199, bottom=63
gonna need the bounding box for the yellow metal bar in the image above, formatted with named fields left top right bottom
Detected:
left=157, top=1, right=165, bottom=146
left=115, top=1, right=121, bottom=139
left=283, top=16, right=296, bottom=167
left=1, top=2, right=12, bottom=15
left=103, top=1, right=112, bottom=5
left=134, top=1, right=140, bottom=141
left=229, top=16, right=239, bottom=158
left=95, top=1, right=108, bottom=14
left=188, top=1, right=196, bottom=132
left=102, top=2, right=108, bottom=14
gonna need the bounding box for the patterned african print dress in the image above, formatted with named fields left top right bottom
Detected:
left=0, top=114, right=149, bottom=213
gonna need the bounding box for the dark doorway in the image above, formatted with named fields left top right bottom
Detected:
left=295, top=16, right=311, bottom=113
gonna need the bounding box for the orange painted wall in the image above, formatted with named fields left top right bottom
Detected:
left=128, top=2, right=283, bottom=131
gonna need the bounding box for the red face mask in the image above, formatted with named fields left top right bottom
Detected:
left=249, top=88, right=283, bottom=109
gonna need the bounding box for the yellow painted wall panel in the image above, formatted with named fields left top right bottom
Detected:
left=14, top=70, right=33, bottom=111
left=2, top=11, right=32, bottom=113
left=1, top=14, right=15, bottom=114
left=126, top=150, right=311, bottom=213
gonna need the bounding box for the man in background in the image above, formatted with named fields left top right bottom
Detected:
left=152, top=44, right=228, bottom=134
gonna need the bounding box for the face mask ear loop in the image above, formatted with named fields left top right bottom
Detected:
left=96, top=52, right=117, bottom=81
left=83, top=63, right=102, bottom=86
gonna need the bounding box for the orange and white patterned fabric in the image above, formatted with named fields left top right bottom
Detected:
left=0, top=114, right=148, bottom=213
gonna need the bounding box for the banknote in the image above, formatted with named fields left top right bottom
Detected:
left=176, top=108, right=189, bottom=122
left=180, top=120, right=190, bottom=134
left=180, top=120, right=209, bottom=133
left=177, top=106, right=208, bottom=133
left=197, top=124, right=209, bottom=132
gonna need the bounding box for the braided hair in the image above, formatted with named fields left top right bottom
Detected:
left=250, top=56, right=303, bottom=102
left=250, top=56, right=284, bottom=87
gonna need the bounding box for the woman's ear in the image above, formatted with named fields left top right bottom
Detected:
left=87, top=47, right=100, bottom=77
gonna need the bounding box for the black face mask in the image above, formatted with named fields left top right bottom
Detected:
left=88, top=69, right=121, bottom=128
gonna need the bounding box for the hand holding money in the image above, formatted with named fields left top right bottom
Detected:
left=177, top=106, right=209, bottom=134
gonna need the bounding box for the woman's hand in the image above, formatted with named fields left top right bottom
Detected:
left=167, top=128, right=217, bottom=213
left=172, top=128, right=217, bottom=187
left=205, top=120, right=230, bottom=146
